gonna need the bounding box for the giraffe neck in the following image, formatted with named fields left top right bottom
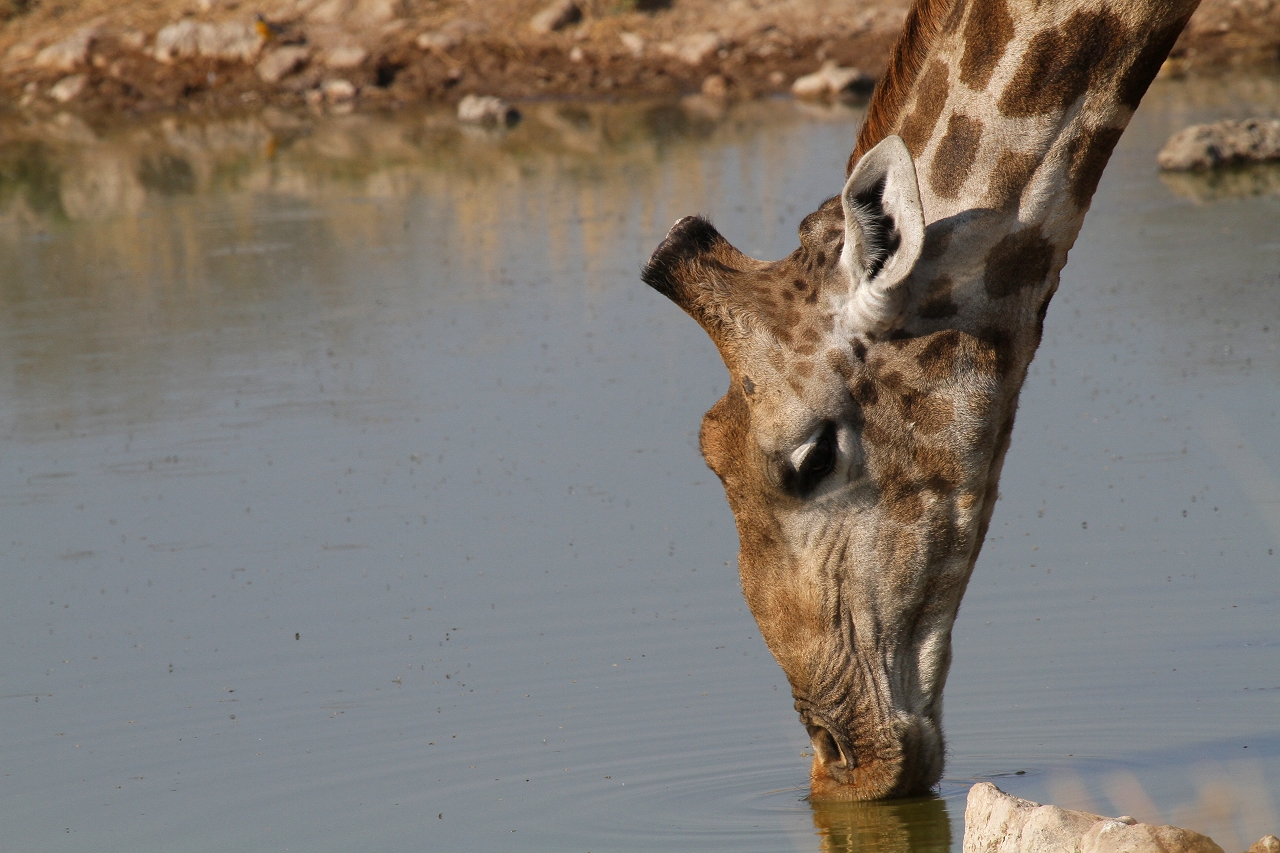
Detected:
left=845, top=0, right=1200, bottom=349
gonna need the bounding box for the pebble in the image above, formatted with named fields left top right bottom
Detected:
left=529, top=0, right=582, bottom=34
left=619, top=32, right=644, bottom=57
left=48, top=73, right=87, bottom=103
left=657, top=32, right=722, bottom=66
left=34, top=27, right=97, bottom=73
left=457, top=94, right=520, bottom=126
left=324, top=45, right=368, bottom=69
left=791, top=60, right=874, bottom=101
left=256, top=46, right=311, bottom=83
left=322, top=78, right=357, bottom=101
left=701, top=74, right=728, bottom=99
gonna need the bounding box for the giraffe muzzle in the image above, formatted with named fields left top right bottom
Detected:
left=799, top=703, right=943, bottom=799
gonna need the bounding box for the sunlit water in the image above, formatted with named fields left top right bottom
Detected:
left=1, top=78, right=1277, bottom=852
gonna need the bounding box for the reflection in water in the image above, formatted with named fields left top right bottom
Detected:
left=810, top=795, right=952, bottom=853
left=0, top=98, right=854, bottom=443
left=1160, top=164, right=1280, bottom=202
left=1047, top=758, right=1280, bottom=853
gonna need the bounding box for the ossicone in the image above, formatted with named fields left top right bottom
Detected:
left=641, top=215, right=751, bottom=339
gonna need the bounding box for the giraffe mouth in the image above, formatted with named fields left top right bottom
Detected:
left=799, top=705, right=943, bottom=799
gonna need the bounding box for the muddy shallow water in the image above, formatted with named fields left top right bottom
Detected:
left=2, top=77, right=1278, bottom=852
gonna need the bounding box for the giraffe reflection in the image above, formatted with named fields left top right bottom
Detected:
left=811, top=793, right=952, bottom=853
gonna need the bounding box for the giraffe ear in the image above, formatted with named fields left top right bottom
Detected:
left=838, top=135, right=925, bottom=335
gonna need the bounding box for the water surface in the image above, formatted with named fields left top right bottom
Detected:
left=2, top=78, right=1278, bottom=852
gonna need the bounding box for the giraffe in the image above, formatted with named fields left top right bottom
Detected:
left=642, top=0, right=1202, bottom=800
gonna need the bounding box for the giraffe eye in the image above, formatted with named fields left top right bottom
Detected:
left=793, top=423, right=837, bottom=495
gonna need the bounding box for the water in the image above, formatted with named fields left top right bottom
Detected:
left=1, top=79, right=1277, bottom=852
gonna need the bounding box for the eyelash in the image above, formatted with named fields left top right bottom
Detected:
left=795, top=424, right=837, bottom=495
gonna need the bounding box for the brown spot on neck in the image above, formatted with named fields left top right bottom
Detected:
left=982, top=226, right=1053, bottom=299
left=929, top=112, right=983, bottom=199
left=918, top=274, right=959, bottom=319
left=958, top=0, right=1014, bottom=91
left=982, top=148, right=1039, bottom=212
left=1117, top=17, right=1197, bottom=110
left=896, top=60, right=951, bottom=157
left=997, top=10, right=1124, bottom=118
left=1066, top=125, right=1124, bottom=210
left=920, top=220, right=954, bottom=261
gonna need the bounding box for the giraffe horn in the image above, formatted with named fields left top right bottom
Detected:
left=838, top=134, right=925, bottom=336
left=640, top=215, right=755, bottom=342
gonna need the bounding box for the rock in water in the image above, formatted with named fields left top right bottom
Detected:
left=1247, top=836, right=1280, bottom=853
left=963, top=782, right=1225, bottom=853
left=1157, top=119, right=1280, bottom=171
left=457, top=94, right=520, bottom=126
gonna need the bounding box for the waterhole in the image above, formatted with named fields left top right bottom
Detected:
left=2, top=77, right=1277, bottom=851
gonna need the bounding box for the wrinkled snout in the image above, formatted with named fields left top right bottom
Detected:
left=801, top=709, right=943, bottom=800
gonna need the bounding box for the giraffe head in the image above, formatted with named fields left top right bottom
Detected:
left=644, top=136, right=1006, bottom=799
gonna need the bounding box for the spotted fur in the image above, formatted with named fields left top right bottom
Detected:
left=643, top=0, right=1202, bottom=801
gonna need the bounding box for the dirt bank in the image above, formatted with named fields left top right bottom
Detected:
left=2, top=0, right=1278, bottom=117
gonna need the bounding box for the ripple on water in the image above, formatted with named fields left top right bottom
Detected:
left=557, top=743, right=968, bottom=852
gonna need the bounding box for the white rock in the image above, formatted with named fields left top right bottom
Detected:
left=457, top=94, right=520, bottom=126
left=1247, top=836, right=1280, bottom=853
left=657, top=32, right=723, bottom=66
left=416, top=19, right=486, bottom=51
left=619, top=32, right=644, bottom=57
left=791, top=60, right=874, bottom=101
left=197, top=21, right=263, bottom=61
left=325, top=45, right=368, bottom=69
left=964, top=783, right=1224, bottom=853
left=153, top=20, right=261, bottom=63
left=530, top=0, right=581, bottom=34
left=256, top=46, right=311, bottom=83
left=119, top=30, right=147, bottom=51
left=306, top=0, right=353, bottom=25
left=416, top=31, right=457, bottom=50
left=155, top=20, right=200, bottom=62
left=34, top=27, right=97, bottom=72
left=1157, top=118, right=1280, bottom=171
left=322, top=78, right=357, bottom=101
left=347, top=0, right=402, bottom=26
left=48, top=73, right=88, bottom=103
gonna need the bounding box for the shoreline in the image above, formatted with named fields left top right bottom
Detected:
left=2, top=0, right=1278, bottom=120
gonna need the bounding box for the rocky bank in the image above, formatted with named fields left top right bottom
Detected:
left=1, top=0, right=1278, bottom=117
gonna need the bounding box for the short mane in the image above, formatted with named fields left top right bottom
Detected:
left=847, top=0, right=959, bottom=173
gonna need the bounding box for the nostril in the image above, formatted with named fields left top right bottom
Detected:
left=806, top=724, right=846, bottom=768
